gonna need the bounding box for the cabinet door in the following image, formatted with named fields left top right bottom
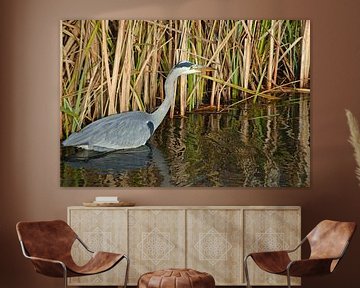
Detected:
left=68, top=208, right=127, bottom=286
left=128, top=209, right=186, bottom=284
left=243, top=208, right=301, bottom=286
left=187, top=209, right=243, bottom=285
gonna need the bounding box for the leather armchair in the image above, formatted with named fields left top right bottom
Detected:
left=16, top=220, right=129, bottom=288
left=244, top=220, right=356, bottom=288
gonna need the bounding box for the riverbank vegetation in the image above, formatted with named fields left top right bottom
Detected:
left=61, top=20, right=310, bottom=138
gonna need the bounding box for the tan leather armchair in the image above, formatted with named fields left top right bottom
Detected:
left=244, top=220, right=356, bottom=288
left=16, top=220, right=129, bottom=288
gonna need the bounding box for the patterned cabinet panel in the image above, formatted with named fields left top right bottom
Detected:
left=128, top=209, right=186, bottom=284
left=243, top=208, right=301, bottom=286
left=186, top=209, right=243, bottom=285
left=68, top=208, right=127, bottom=286
left=67, top=206, right=301, bottom=286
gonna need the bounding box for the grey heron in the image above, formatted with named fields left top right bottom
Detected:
left=62, top=61, right=212, bottom=151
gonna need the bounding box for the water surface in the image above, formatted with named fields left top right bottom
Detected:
left=61, top=94, right=310, bottom=187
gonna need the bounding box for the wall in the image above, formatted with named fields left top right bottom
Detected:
left=1, top=0, right=360, bottom=287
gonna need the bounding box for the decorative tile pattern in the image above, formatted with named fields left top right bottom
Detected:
left=187, top=209, right=242, bottom=285
left=252, top=228, right=287, bottom=252
left=194, top=227, right=232, bottom=265
left=128, top=209, right=186, bottom=284
left=138, top=228, right=175, bottom=264
left=83, top=227, right=113, bottom=252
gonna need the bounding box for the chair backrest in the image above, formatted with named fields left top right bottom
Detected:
left=16, top=220, right=77, bottom=261
left=306, top=220, right=356, bottom=269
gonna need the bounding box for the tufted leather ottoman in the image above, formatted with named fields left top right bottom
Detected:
left=138, top=268, right=215, bottom=288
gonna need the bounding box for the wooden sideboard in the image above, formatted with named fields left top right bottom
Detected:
left=67, top=206, right=301, bottom=286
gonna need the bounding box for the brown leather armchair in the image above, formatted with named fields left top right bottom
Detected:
left=244, top=220, right=356, bottom=288
left=16, top=220, right=129, bottom=288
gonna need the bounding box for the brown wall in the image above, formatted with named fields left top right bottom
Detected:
left=1, top=0, right=360, bottom=287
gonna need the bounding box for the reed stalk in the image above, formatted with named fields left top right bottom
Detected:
left=273, top=20, right=282, bottom=86
left=120, top=22, right=132, bottom=112
left=300, top=20, right=310, bottom=88
left=242, top=20, right=254, bottom=91
left=346, top=109, right=360, bottom=186
left=267, top=20, right=275, bottom=90
left=179, top=20, right=189, bottom=116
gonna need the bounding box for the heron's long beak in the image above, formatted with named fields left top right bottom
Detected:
left=200, top=67, right=215, bottom=72
left=194, top=65, right=215, bottom=74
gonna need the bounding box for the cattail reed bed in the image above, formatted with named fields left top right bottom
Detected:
left=61, top=20, right=310, bottom=139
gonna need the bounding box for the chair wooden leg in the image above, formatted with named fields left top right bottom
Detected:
left=244, top=255, right=252, bottom=288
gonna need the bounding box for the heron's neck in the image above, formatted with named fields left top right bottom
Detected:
left=151, top=72, right=178, bottom=130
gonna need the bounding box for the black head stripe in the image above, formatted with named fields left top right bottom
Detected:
left=175, top=61, right=194, bottom=68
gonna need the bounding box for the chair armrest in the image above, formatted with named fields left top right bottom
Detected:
left=25, top=255, right=65, bottom=265
left=247, top=250, right=290, bottom=258
left=25, top=255, right=68, bottom=277
left=287, top=257, right=336, bottom=277
left=19, top=240, right=67, bottom=277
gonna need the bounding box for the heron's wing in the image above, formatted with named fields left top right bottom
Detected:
left=93, top=113, right=153, bottom=149
left=63, top=112, right=154, bottom=150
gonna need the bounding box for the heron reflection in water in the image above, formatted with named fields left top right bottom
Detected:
left=62, top=144, right=172, bottom=186
left=62, top=61, right=213, bottom=152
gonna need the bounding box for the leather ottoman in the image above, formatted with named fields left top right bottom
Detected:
left=138, top=268, right=215, bottom=288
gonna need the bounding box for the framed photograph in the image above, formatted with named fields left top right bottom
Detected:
left=60, top=20, right=310, bottom=187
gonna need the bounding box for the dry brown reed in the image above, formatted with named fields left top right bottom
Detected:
left=346, top=109, right=360, bottom=186
left=61, top=20, right=310, bottom=138
left=300, top=20, right=310, bottom=88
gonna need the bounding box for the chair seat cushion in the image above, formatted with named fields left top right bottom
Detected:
left=138, top=268, right=215, bottom=288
